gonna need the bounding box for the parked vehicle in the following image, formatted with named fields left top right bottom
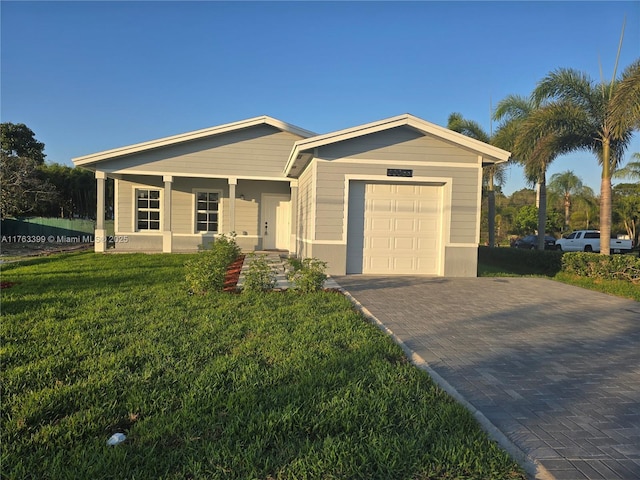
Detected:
left=512, top=234, right=557, bottom=250
left=555, top=230, right=633, bottom=253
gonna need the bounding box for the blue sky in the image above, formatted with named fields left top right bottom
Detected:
left=2, top=1, right=639, bottom=195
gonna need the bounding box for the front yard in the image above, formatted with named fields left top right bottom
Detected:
left=1, top=252, right=525, bottom=479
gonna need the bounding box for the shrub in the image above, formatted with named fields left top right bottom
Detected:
left=185, top=234, right=241, bottom=294
left=561, top=252, right=640, bottom=284
left=478, top=246, right=563, bottom=276
left=287, top=257, right=328, bottom=293
left=241, top=253, right=277, bottom=293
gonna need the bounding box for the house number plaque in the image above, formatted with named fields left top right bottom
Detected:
left=387, top=169, right=413, bottom=177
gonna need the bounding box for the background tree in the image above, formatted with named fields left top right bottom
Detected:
left=612, top=182, right=640, bottom=247
left=0, top=123, right=54, bottom=218
left=548, top=170, right=584, bottom=232
left=571, top=186, right=598, bottom=230
left=1, top=123, right=46, bottom=163
left=530, top=58, right=640, bottom=254
left=613, top=152, right=640, bottom=181
left=447, top=112, right=506, bottom=247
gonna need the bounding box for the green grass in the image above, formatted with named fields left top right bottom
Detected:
left=478, top=258, right=640, bottom=302
left=2, top=252, right=525, bottom=480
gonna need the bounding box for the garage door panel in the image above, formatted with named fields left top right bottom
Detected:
left=348, top=182, right=442, bottom=275
left=394, top=218, right=416, bottom=232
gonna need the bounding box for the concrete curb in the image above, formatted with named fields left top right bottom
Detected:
left=338, top=286, right=556, bottom=480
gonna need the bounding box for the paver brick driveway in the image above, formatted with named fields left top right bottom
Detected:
left=333, top=276, right=640, bottom=480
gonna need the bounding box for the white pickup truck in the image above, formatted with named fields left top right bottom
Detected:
left=555, top=230, right=633, bottom=253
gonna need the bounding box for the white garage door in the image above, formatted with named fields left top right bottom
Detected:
left=347, top=182, right=442, bottom=274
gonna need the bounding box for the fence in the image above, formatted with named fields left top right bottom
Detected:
left=1, top=217, right=96, bottom=242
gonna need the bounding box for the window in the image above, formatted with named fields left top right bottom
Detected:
left=195, top=191, right=219, bottom=232
left=137, top=189, right=160, bottom=230
left=584, top=232, right=599, bottom=239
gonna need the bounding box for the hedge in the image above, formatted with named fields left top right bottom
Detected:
left=561, top=252, right=640, bottom=284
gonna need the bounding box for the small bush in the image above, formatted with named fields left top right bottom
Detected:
left=287, top=257, right=328, bottom=293
left=478, top=246, right=563, bottom=276
left=561, top=252, right=640, bottom=284
left=185, top=234, right=241, bottom=294
left=241, top=253, right=277, bottom=293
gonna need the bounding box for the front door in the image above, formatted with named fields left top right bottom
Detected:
left=261, top=194, right=291, bottom=250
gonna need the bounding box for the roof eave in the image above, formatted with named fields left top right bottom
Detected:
left=73, top=115, right=317, bottom=167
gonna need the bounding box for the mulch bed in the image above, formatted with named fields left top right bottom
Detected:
left=223, top=255, right=245, bottom=292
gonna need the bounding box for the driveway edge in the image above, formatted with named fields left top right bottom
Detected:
left=339, top=286, right=556, bottom=480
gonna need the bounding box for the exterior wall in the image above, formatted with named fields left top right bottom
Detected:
left=295, top=160, right=316, bottom=259
left=300, top=127, right=483, bottom=276
left=313, top=160, right=479, bottom=244
left=444, top=245, right=478, bottom=277
left=318, top=126, right=479, bottom=164
left=114, top=176, right=290, bottom=252
left=98, top=126, right=302, bottom=178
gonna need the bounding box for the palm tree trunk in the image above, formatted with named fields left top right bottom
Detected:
left=488, top=176, right=496, bottom=248
left=564, top=194, right=571, bottom=231
left=537, top=175, right=547, bottom=250
left=600, top=139, right=612, bottom=255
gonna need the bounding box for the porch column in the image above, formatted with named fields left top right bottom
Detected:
left=95, top=171, right=106, bottom=252
left=228, top=177, right=237, bottom=234
left=163, top=175, right=173, bottom=252
left=289, top=179, right=298, bottom=255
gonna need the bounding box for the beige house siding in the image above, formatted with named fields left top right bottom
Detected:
left=317, top=126, right=479, bottom=164
left=295, top=161, right=316, bottom=259
left=97, top=126, right=303, bottom=178
left=114, top=176, right=291, bottom=251
left=313, top=160, right=479, bottom=244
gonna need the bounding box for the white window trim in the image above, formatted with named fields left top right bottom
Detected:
left=192, top=188, right=223, bottom=234
left=133, top=186, right=163, bottom=233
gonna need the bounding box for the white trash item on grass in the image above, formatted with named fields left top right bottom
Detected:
left=106, top=433, right=126, bottom=446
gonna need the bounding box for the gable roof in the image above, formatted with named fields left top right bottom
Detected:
left=73, top=115, right=316, bottom=168
left=284, top=113, right=511, bottom=177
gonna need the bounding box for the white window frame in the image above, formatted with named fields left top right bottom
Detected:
left=135, top=188, right=162, bottom=232
left=193, top=189, right=222, bottom=234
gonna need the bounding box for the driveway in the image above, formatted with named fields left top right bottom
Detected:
left=332, top=276, right=640, bottom=480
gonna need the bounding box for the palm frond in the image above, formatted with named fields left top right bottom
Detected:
left=609, top=59, right=640, bottom=136
left=533, top=68, right=596, bottom=110
left=446, top=112, right=491, bottom=143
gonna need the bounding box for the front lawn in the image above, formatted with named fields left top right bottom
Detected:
left=1, top=252, right=525, bottom=479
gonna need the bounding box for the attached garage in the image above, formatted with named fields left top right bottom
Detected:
left=284, top=114, right=510, bottom=277
left=347, top=182, right=442, bottom=274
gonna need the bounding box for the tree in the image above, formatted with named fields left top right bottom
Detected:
left=571, top=186, right=598, bottom=230
left=0, top=123, right=54, bottom=218
left=529, top=58, right=640, bottom=254
left=613, top=152, right=640, bottom=181
left=1, top=123, right=46, bottom=163
left=612, top=182, right=640, bottom=247
left=447, top=113, right=506, bottom=247
left=548, top=170, right=584, bottom=232
left=492, top=94, right=565, bottom=251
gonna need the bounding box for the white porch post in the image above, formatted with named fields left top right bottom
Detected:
left=163, top=175, right=173, bottom=252
left=289, top=179, right=298, bottom=255
left=228, top=177, right=237, bottom=234
left=95, top=171, right=106, bottom=252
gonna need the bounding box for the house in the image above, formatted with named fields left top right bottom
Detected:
left=72, top=114, right=510, bottom=276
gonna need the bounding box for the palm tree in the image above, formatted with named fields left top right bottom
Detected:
left=528, top=59, right=640, bottom=254
left=492, top=94, right=563, bottom=251
left=548, top=170, right=584, bottom=231
left=447, top=113, right=506, bottom=247
left=613, top=152, right=640, bottom=181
